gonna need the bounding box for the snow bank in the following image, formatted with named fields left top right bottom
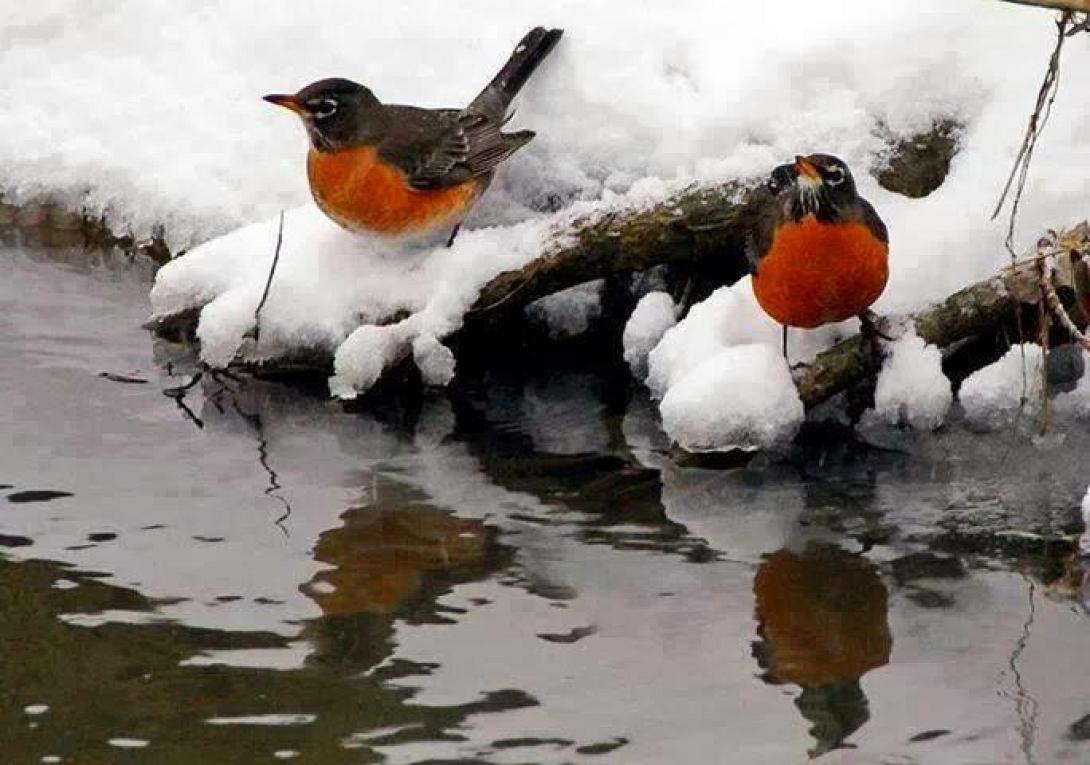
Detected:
left=869, top=329, right=952, bottom=430
left=958, top=344, right=1046, bottom=428
left=9, top=1, right=1090, bottom=440
left=150, top=204, right=571, bottom=395
left=6, top=1, right=1088, bottom=265
left=659, top=344, right=804, bottom=452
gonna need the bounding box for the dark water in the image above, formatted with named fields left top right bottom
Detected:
left=3, top=241, right=1090, bottom=764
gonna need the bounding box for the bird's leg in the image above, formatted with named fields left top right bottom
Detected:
left=857, top=309, right=896, bottom=361
left=782, top=325, right=809, bottom=373
left=446, top=223, right=462, bottom=248
left=857, top=309, right=895, bottom=341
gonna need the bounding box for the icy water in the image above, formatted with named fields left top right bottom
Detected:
left=3, top=241, right=1090, bottom=765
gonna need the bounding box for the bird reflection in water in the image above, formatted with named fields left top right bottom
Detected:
left=303, top=477, right=511, bottom=618
left=752, top=543, right=892, bottom=758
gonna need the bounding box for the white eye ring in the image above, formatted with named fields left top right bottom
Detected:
left=826, top=166, right=846, bottom=186
left=309, top=98, right=338, bottom=120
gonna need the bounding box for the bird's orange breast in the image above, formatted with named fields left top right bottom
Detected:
left=306, top=146, right=481, bottom=236
left=752, top=217, right=889, bottom=329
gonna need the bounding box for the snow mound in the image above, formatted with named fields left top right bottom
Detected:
left=869, top=329, right=952, bottom=430
left=646, top=279, right=850, bottom=399
left=958, top=344, right=1045, bottom=428
left=151, top=204, right=554, bottom=395
left=646, top=278, right=852, bottom=450
left=659, top=344, right=804, bottom=452
left=623, top=292, right=678, bottom=378
left=150, top=188, right=679, bottom=397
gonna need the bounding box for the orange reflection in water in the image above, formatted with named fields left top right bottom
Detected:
left=753, top=543, right=892, bottom=757
left=305, top=492, right=490, bottom=617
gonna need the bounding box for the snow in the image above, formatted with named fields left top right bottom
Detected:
left=1054, top=350, right=1090, bottom=418
left=647, top=279, right=851, bottom=399
left=659, top=344, right=804, bottom=452
left=623, top=292, right=678, bottom=377
left=8, top=1, right=1090, bottom=444
left=868, top=329, right=952, bottom=430
left=526, top=281, right=603, bottom=339
left=151, top=204, right=563, bottom=396
left=958, top=344, right=1046, bottom=428
left=1080, top=485, right=1090, bottom=558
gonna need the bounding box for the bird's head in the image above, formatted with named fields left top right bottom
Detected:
left=264, top=78, right=383, bottom=152
left=789, top=153, right=857, bottom=218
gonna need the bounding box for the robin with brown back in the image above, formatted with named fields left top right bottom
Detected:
left=749, top=154, right=890, bottom=361
left=264, top=27, right=563, bottom=246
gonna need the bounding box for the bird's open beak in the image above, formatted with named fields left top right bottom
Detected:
left=794, top=155, right=822, bottom=182
left=263, top=93, right=306, bottom=116
left=794, top=155, right=822, bottom=183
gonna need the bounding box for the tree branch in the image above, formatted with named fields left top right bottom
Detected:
left=796, top=247, right=1089, bottom=408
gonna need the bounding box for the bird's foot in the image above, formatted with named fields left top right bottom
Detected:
left=857, top=310, right=896, bottom=360
left=858, top=310, right=895, bottom=342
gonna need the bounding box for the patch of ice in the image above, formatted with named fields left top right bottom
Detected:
left=958, top=344, right=1045, bottom=428
left=659, top=344, right=804, bottom=452
left=623, top=292, right=677, bottom=379
left=869, top=329, right=952, bottom=430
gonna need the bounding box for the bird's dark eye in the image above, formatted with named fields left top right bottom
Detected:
left=825, top=165, right=846, bottom=186
left=308, top=98, right=339, bottom=120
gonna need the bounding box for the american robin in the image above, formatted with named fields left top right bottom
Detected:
left=749, top=154, right=890, bottom=358
left=264, top=27, right=563, bottom=246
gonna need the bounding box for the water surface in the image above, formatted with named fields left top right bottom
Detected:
left=2, top=241, right=1090, bottom=764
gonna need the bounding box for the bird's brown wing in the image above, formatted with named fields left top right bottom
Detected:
left=745, top=187, right=784, bottom=276
left=857, top=198, right=889, bottom=244
left=378, top=106, right=533, bottom=191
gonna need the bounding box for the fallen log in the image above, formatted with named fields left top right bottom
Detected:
left=147, top=168, right=1088, bottom=422
left=466, top=181, right=757, bottom=324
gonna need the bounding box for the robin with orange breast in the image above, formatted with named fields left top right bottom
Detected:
left=749, top=154, right=890, bottom=360
left=264, top=27, right=563, bottom=247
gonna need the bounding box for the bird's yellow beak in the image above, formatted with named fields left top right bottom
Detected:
left=794, top=155, right=821, bottom=182
left=263, top=93, right=306, bottom=116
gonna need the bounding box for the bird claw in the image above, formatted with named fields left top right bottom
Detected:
left=858, top=310, right=895, bottom=342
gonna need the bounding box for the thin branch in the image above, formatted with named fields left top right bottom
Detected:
left=991, top=11, right=1073, bottom=240
left=251, top=210, right=286, bottom=345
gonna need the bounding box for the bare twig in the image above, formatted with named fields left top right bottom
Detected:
left=991, top=11, right=1074, bottom=241
left=251, top=210, right=286, bottom=345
